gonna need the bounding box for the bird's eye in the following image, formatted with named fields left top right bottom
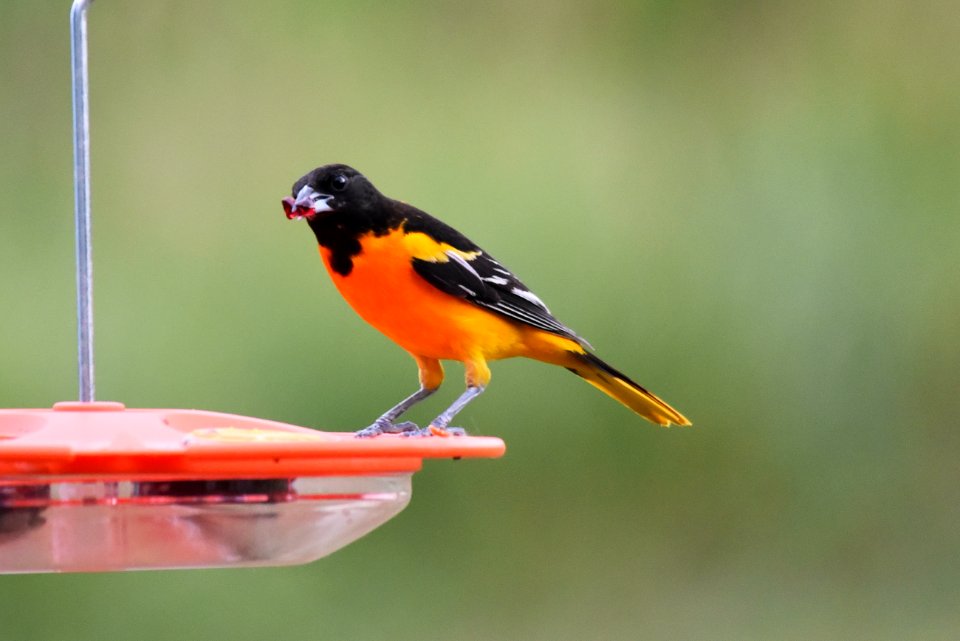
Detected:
left=330, top=174, right=349, bottom=192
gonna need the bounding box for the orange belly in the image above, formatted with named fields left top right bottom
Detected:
left=320, top=230, right=528, bottom=361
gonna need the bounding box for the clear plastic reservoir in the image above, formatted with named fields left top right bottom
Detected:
left=0, top=403, right=503, bottom=574
left=0, top=474, right=410, bottom=573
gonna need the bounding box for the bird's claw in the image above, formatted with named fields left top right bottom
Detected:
left=355, top=420, right=468, bottom=438
left=355, top=420, right=420, bottom=438
left=402, top=425, right=468, bottom=438
left=437, top=426, right=467, bottom=437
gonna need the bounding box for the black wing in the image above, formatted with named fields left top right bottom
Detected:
left=412, top=248, right=587, bottom=345
left=398, top=201, right=588, bottom=345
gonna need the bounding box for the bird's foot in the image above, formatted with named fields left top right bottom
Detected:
left=355, top=420, right=420, bottom=438
left=401, top=425, right=468, bottom=438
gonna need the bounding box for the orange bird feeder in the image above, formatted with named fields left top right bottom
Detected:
left=0, top=1, right=504, bottom=574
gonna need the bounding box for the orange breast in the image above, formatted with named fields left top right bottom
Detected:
left=319, top=229, right=527, bottom=361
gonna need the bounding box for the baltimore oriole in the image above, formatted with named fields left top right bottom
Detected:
left=282, top=164, right=691, bottom=437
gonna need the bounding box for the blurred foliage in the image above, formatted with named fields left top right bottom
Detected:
left=1, top=1, right=959, bottom=639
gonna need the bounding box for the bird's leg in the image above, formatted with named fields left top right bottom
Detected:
left=406, top=356, right=490, bottom=437
left=355, top=386, right=437, bottom=437
left=412, top=385, right=485, bottom=437
left=355, top=356, right=444, bottom=438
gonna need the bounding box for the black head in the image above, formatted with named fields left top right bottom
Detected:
left=282, top=164, right=383, bottom=221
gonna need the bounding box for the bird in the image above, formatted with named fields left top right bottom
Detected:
left=282, top=164, right=691, bottom=437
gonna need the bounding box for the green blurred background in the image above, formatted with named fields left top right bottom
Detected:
left=1, top=1, right=958, bottom=639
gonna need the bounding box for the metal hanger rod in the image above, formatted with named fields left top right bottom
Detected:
left=71, top=0, right=95, bottom=402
